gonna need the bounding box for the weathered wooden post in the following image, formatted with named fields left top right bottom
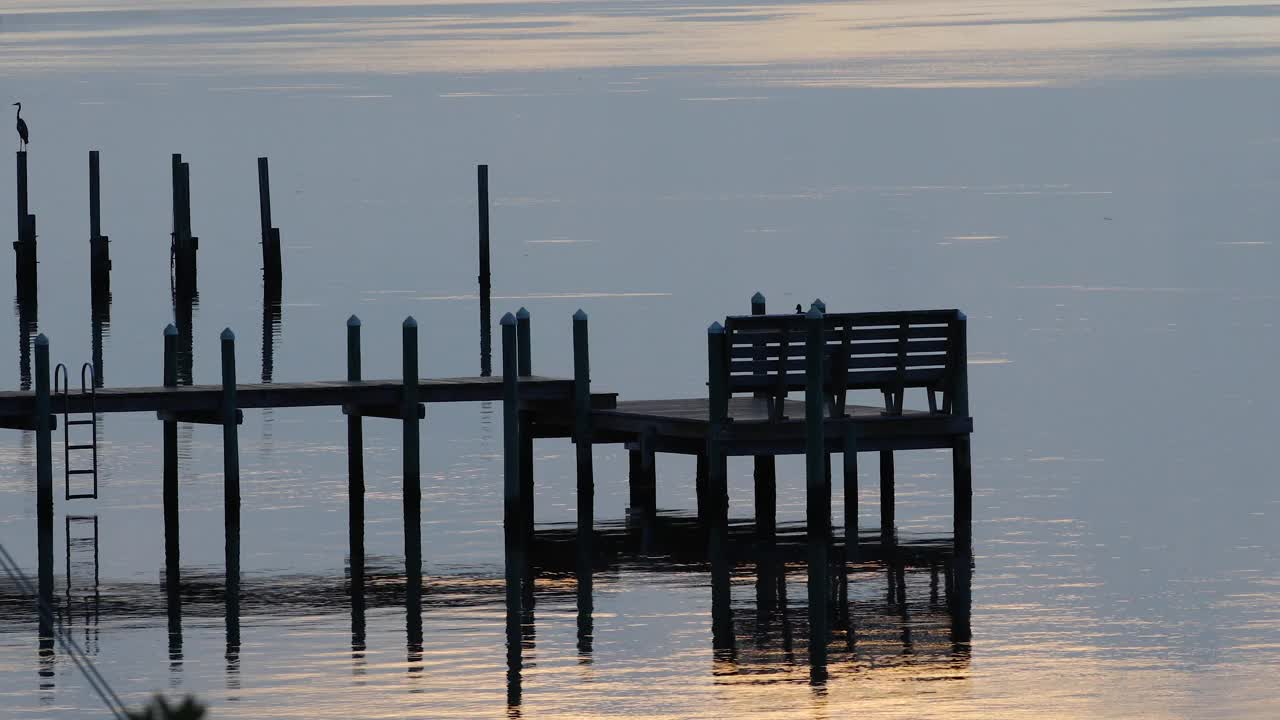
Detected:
left=952, top=312, right=972, bottom=558
left=34, top=333, right=53, bottom=638
left=516, top=308, right=534, bottom=539
left=843, top=424, right=859, bottom=562
left=346, top=316, right=365, bottom=595
left=880, top=451, right=895, bottom=549
left=478, top=165, right=492, bottom=377
left=695, top=452, right=709, bottom=524
left=804, top=306, right=829, bottom=661
left=220, top=329, right=241, bottom=595
left=401, top=317, right=422, bottom=605
left=572, top=310, right=594, bottom=550
left=88, top=151, right=110, bottom=285
left=707, top=322, right=732, bottom=649
left=501, top=313, right=521, bottom=532
left=163, top=324, right=180, bottom=592
left=751, top=292, right=777, bottom=540
left=257, top=158, right=281, bottom=285
left=15, top=151, right=37, bottom=296
left=171, top=155, right=196, bottom=294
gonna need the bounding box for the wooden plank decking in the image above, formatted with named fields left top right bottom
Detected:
left=0, top=375, right=575, bottom=418
left=589, top=397, right=972, bottom=454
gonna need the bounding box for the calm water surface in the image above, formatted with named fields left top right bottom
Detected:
left=1, top=0, right=1279, bottom=717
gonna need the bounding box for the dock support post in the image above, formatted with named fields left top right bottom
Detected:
left=346, top=316, right=365, bottom=603
left=803, top=307, right=829, bottom=665
left=516, top=308, right=534, bottom=541
left=88, top=151, right=110, bottom=287
left=220, top=330, right=241, bottom=599
left=750, top=292, right=777, bottom=541
left=15, top=151, right=36, bottom=298
left=707, top=322, right=733, bottom=650
left=572, top=310, right=593, bottom=559
left=478, top=165, right=492, bottom=377
left=163, top=325, right=180, bottom=593
left=695, top=452, right=709, bottom=525
left=501, top=314, right=521, bottom=531
left=879, top=451, right=895, bottom=549
left=843, top=424, right=859, bottom=562
left=572, top=311, right=594, bottom=656
left=34, top=334, right=53, bottom=638
left=401, top=317, right=422, bottom=621
left=257, top=158, right=281, bottom=285
left=952, top=311, right=972, bottom=558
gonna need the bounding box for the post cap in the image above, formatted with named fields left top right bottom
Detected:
left=708, top=321, right=724, bottom=334
left=35, top=333, right=48, bottom=347
left=347, top=314, right=361, bottom=327
left=403, top=316, right=417, bottom=329
left=164, top=323, right=178, bottom=336
left=573, top=309, right=588, bottom=321
left=500, top=312, right=516, bottom=325
left=516, top=307, right=530, bottom=320
left=812, top=298, right=826, bottom=312
left=805, top=306, right=823, bottom=320
left=751, top=291, right=766, bottom=304
left=956, top=310, right=967, bottom=321
left=221, top=327, right=235, bottom=341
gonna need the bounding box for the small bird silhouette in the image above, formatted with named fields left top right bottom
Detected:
left=13, top=103, right=28, bottom=150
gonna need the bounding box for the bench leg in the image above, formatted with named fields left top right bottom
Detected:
left=879, top=450, right=895, bottom=549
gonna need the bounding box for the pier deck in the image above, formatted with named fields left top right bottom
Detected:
left=0, top=376, right=579, bottom=420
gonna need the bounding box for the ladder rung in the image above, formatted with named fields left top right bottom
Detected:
left=66, top=419, right=96, bottom=426
left=67, top=469, right=96, bottom=475
left=68, top=444, right=95, bottom=450
left=66, top=493, right=97, bottom=500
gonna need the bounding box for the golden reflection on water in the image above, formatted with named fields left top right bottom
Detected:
left=2, top=0, right=1280, bottom=84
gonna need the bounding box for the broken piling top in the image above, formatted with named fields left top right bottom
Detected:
left=500, top=312, right=516, bottom=326
left=403, top=316, right=417, bottom=329
left=573, top=308, right=588, bottom=322
left=347, top=314, right=361, bottom=328
left=164, top=323, right=178, bottom=337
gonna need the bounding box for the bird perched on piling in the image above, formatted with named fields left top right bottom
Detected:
left=13, top=103, right=29, bottom=150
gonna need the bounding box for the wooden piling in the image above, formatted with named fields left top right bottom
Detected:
left=401, top=317, right=422, bottom=602
left=804, top=306, right=829, bottom=656
left=163, top=325, right=180, bottom=592
left=843, top=424, right=859, bottom=562
left=346, top=316, right=365, bottom=594
left=501, top=314, right=521, bottom=530
left=89, top=150, right=110, bottom=287
left=695, top=452, right=708, bottom=524
left=258, top=158, right=281, bottom=285
left=952, top=312, right=972, bottom=557
left=571, top=310, right=593, bottom=554
left=880, top=451, right=895, bottom=548
left=15, top=152, right=36, bottom=295
left=516, top=308, right=534, bottom=539
left=707, top=322, right=733, bottom=648
left=220, top=329, right=241, bottom=593
left=750, top=292, right=777, bottom=540
left=34, top=334, right=53, bottom=638
left=478, top=165, right=492, bottom=377
left=89, top=151, right=101, bottom=240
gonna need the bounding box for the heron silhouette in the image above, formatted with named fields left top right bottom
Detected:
left=13, top=103, right=29, bottom=151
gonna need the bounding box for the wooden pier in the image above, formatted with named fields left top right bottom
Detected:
left=6, top=149, right=974, bottom=672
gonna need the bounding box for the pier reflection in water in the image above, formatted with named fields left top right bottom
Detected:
left=0, top=516, right=970, bottom=715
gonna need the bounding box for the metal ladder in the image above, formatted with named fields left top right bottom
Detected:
left=55, top=363, right=99, bottom=500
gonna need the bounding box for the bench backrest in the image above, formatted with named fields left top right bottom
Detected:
left=717, top=309, right=967, bottom=419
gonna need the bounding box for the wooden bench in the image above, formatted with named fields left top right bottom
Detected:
left=716, top=309, right=969, bottom=423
